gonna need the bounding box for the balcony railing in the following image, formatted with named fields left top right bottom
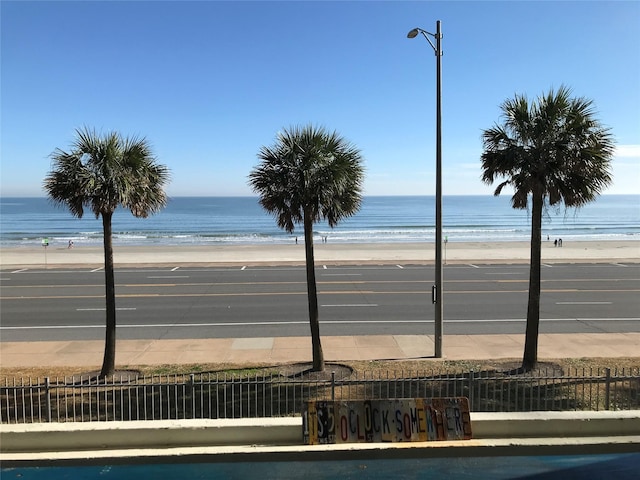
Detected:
left=2, top=367, right=638, bottom=423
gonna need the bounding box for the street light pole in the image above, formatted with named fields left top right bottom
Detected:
left=407, top=21, right=443, bottom=358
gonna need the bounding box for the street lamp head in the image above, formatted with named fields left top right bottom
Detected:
left=406, top=25, right=440, bottom=55
left=407, top=28, right=420, bottom=39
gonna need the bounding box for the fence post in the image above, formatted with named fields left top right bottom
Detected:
left=44, top=377, right=52, bottom=423
left=331, top=371, right=335, bottom=401
left=189, top=374, right=196, bottom=419
left=604, top=368, right=611, bottom=411
left=468, top=371, right=475, bottom=410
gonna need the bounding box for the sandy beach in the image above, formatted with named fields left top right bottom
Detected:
left=1, top=240, right=638, bottom=268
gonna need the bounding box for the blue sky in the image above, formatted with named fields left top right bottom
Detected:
left=2, top=0, right=639, bottom=197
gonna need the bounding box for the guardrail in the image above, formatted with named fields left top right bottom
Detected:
left=2, top=367, right=638, bottom=423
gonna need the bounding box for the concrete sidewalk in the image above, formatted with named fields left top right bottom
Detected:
left=1, top=333, right=639, bottom=369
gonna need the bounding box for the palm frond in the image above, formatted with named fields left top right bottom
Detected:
left=43, top=128, right=171, bottom=220
left=249, top=124, right=365, bottom=233
left=480, top=87, right=614, bottom=210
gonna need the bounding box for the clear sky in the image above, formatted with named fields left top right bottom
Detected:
left=2, top=0, right=639, bottom=197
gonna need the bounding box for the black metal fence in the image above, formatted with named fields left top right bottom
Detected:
left=2, top=367, right=638, bottom=423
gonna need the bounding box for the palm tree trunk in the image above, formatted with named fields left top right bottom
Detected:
left=522, top=190, right=544, bottom=371
left=100, top=211, right=117, bottom=378
left=304, top=209, right=324, bottom=372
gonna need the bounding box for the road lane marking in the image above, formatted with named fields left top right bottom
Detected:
left=171, top=267, right=180, bottom=271
left=146, top=276, right=190, bottom=279
left=556, top=302, right=612, bottom=305
left=321, top=274, right=363, bottom=276
left=2, top=287, right=639, bottom=300
left=3, top=317, right=638, bottom=331
left=76, top=308, right=137, bottom=311
left=1, top=277, right=634, bottom=290
left=2, top=325, right=105, bottom=330
left=321, top=304, right=378, bottom=307
left=396, top=265, right=404, bottom=269
left=441, top=317, right=640, bottom=323
left=11, top=269, right=28, bottom=273
left=90, top=267, right=103, bottom=272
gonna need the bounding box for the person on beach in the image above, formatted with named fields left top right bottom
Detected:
left=68, top=240, right=73, bottom=249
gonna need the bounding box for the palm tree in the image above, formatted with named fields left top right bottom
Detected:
left=44, top=127, right=170, bottom=378
left=248, top=125, right=365, bottom=372
left=480, top=86, right=614, bottom=371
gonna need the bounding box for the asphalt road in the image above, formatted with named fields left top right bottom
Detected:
left=1, top=262, right=638, bottom=342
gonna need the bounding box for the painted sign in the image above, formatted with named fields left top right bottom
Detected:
left=302, top=397, right=471, bottom=444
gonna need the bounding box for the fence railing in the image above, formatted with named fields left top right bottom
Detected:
left=2, top=367, right=638, bottom=423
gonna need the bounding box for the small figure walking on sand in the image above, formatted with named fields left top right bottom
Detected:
left=558, top=238, right=563, bottom=247
left=68, top=240, right=74, bottom=249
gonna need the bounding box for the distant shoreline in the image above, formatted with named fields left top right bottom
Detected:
left=1, top=240, right=638, bottom=268
left=2, top=195, right=638, bottom=248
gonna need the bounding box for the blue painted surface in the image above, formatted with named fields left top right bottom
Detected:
left=3, top=453, right=640, bottom=479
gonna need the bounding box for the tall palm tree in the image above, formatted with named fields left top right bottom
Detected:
left=248, top=125, right=365, bottom=372
left=480, top=86, right=614, bottom=371
left=44, top=127, right=170, bottom=378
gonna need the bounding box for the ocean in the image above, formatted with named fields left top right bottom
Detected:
left=0, top=195, right=638, bottom=249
